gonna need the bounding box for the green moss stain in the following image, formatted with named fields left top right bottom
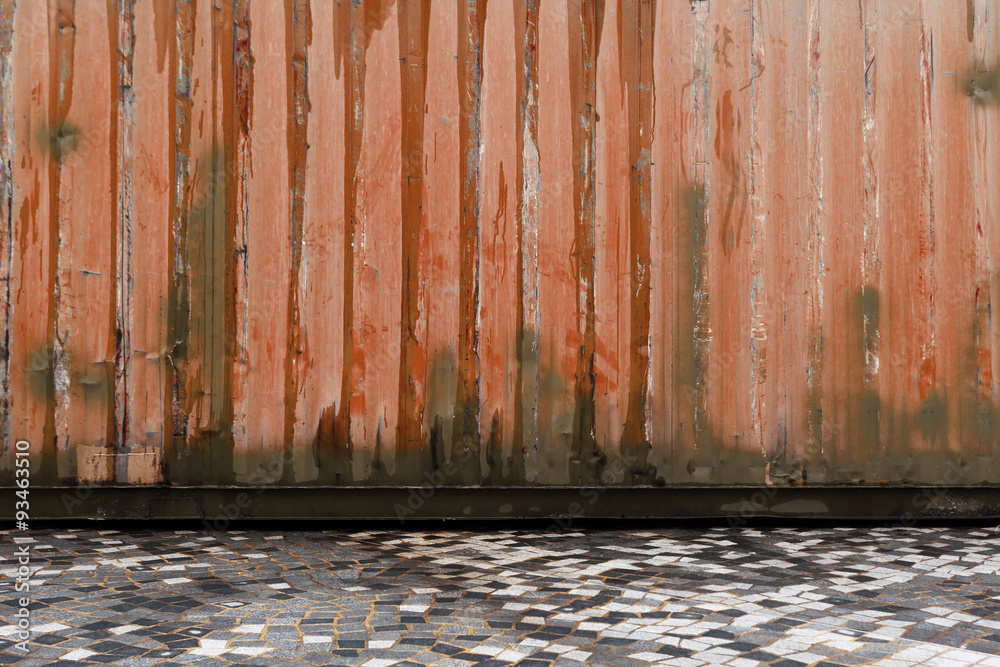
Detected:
left=26, top=346, right=54, bottom=400
left=976, top=401, right=997, bottom=454
left=673, top=184, right=711, bottom=482
left=512, top=327, right=538, bottom=484
left=165, top=279, right=189, bottom=362
left=538, top=358, right=573, bottom=484
left=37, top=121, right=81, bottom=160
left=805, top=339, right=824, bottom=483
left=853, top=389, right=881, bottom=481
left=852, top=287, right=881, bottom=480
left=78, top=363, right=110, bottom=403
left=22, top=345, right=58, bottom=482
left=854, top=286, right=880, bottom=340
left=482, top=409, right=506, bottom=485
left=964, top=61, right=1000, bottom=106
left=166, top=149, right=235, bottom=485
left=165, top=219, right=191, bottom=483
left=424, top=349, right=457, bottom=471
left=917, top=393, right=947, bottom=444
left=313, top=401, right=351, bottom=485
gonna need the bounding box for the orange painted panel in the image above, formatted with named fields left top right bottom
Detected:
left=171, top=0, right=239, bottom=485
left=55, top=2, right=117, bottom=483
left=123, top=0, right=173, bottom=483
left=649, top=0, right=697, bottom=485
left=594, top=1, right=631, bottom=476
left=818, top=0, right=869, bottom=482
left=349, top=3, right=402, bottom=482
left=536, top=1, right=576, bottom=485
left=5, top=0, right=55, bottom=477
left=418, top=0, right=461, bottom=464
left=233, top=1, right=292, bottom=483
left=976, top=0, right=1000, bottom=484
left=478, top=0, right=519, bottom=480
left=753, top=0, right=817, bottom=482
left=292, top=2, right=347, bottom=483
left=927, top=2, right=979, bottom=470
left=875, top=1, right=934, bottom=479
left=703, top=0, right=755, bottom=482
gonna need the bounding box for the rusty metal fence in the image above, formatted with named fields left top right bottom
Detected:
left=1, top=0, right=999, bottom=502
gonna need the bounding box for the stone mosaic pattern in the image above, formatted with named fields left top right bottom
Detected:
left=1, top=527, right=1000, bottom=666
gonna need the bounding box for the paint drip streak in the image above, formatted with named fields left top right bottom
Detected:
left=105, top=0, right=123, bottom=475
left=570, top=0, right=598, bottom=481
left=167, top=0, right=193, bottom=480
left=621, top=0, right=654, bottom=481
left=974, top=0, right=1000, bottom=475
left=283, top=0, right=310, bottom=483
left=860, top=0, right=880, bottom=476
left=456, top=0, right=482, bottom=461
left=49, top=0, right=75, bottom=480
left=519, top=0, right=540, bottom=482
left=231, top=0, right=252, bottom=478
left=217, top=0, right=239, bottom=486
left=690, top=3, right=711, bottom=460
left=115, top=0, right=135, bottom=474
left=0, top=0, right=14, bottom=456
left=396, top=0, right=430, bottom=466
left=3, top=2, right=1000, bottom=488
left=807, top=0, right=823, bottom=463
left=333, top=1, right=361, bottom=473
left=510, top=0, right=530, bottom=485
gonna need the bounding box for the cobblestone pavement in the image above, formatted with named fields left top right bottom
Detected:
left=1, top=526, right=1000, bottom=666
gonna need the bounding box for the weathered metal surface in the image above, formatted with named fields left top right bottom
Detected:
left=10, top=487, right=1000, bottom=521
left=2, top=1, right=1000, bottom=491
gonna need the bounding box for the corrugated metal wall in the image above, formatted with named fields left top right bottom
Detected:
left=1, top=0, right=999, bottom=489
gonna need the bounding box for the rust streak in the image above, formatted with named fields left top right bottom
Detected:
left=619, top=0, right=655, bottom=485
left=569, top=0, right=598, bottom=485
left=818, top=0, right=868, bottom=483
left=293, top=0, right=346, bottom=484
left=0, top=0, right=14, bottom=465
left=478, top=0, right=521, bottom=483
left=122, top=0, right=174, bottom=484
left=283, top=0, right=311, bottom=484
left=454, top=0, right=483, bottom=480
left=420, top=0, right=461, bottom=479
left=595, top=0, right=630, bottom=482
left=6, top=0, right=56, bottom=478
left=396, top=0, right=431, bottom=482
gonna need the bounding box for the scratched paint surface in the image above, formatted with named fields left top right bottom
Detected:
left=1, top=1, right=1000, bottom=488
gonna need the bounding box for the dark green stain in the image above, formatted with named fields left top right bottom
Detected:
left=917, top=393, right=947, bottom=443
left=965, top=61, right=1000, bottom=106
left=38, top=121, right=81, bottom=160
left=166, top=150, right=235, bottom=485
left=26, top=346, right=54, bottom=400
left=854, top=286, right=879, bottom=338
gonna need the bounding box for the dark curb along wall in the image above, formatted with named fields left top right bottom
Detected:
left=2, top=1, right=1000, bottom=518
